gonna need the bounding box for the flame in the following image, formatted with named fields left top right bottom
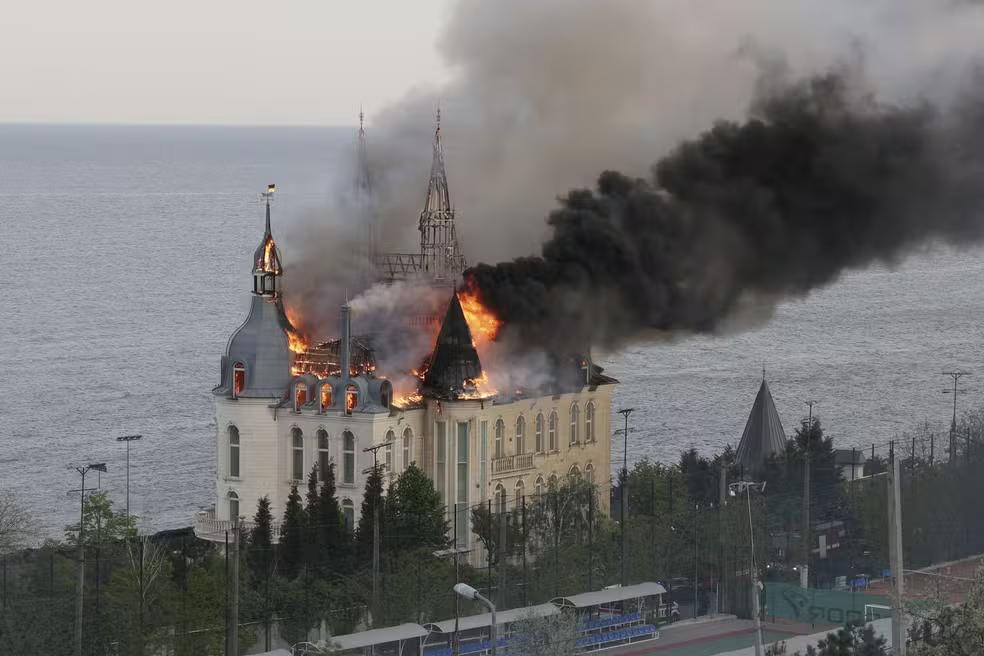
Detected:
left=458, top=288, right=501, bottom=347
left=392, top=392, right=424, bottom=409
left=261, top=239, right=281, bottom=274
left=459, top=370, right=498, bottom=400
left=287, top=331, right=308, bottom=354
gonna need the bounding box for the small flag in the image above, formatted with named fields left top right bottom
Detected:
left=267, top=183, right=276, bottom=194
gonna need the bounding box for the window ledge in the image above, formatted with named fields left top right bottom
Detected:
left=338, top=482, right=357, bottom=488
left=224, top=476, right=242, bottom=482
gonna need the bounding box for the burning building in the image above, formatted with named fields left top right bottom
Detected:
left=195, top=117, right=617, bottom=558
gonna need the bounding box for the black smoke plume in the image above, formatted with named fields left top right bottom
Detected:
left=466, top=71, right=984, bottom=354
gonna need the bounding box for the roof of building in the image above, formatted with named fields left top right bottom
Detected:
left=735, top=378, right=788, bottom=474
left=217, top=295, right=292, bottom=398
left=834, top=448, right=867, bottom=465
left=424, top=603, right=558, bottom=634
left=330, top=623, right=428, bottom=650
left=551, top=582, right=668, bottom=609
left=423, top=293, right=483, bottom=399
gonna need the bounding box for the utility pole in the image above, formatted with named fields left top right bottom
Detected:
left=363, top=440, right=392, bottom=624
left=730, top=481, right=767, bottom=656
left=942, top=372, right=970, bottom=462
left=802, top=400, right=818, bottom=589
left=615, top=408, right=635, bottom=587
left=229, top=520, right=240, bottom=656
left=887, top=454, right=905, bottom=655
left=116, top=434, right=142, bottom=521
left=70, top=462, right=107, bottom=656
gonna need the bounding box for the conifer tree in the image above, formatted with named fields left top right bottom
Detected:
left=356, top=464, right=385, bottom=569
left=280, top=484, right=306, bottom=579
left=247, top=496, right=274, bottom=582
left=386, top=463, right=449, bottom=553
left=317, top=460, right=348, bottom=575
left=304, top=465, right=321, bottom=569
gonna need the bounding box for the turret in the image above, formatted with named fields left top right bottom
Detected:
left=253, top=184, right=283, bottom=297
left=423, top=292, right=484, bottom=399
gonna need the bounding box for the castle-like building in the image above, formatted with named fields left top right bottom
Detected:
left=194, top=115, right=617, bottom=557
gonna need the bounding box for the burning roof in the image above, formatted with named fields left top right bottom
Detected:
left=423, top=293, right=487, bottom=400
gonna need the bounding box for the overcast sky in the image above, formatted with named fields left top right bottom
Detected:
left=0, top=0, right=454, bottom=125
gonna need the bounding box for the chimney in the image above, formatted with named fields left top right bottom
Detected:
left=340, top=303, right=352, bottom=383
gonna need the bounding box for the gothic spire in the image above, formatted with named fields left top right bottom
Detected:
left=422, top=107, right=452, bottom=214
left=356, top=106, right=372, bottom=196
left=423, top=292, right=483, bottom=399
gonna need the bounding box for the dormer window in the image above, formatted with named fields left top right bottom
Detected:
left=345, top=384, right=358, bottom=416
left=320, top=384, right=333, bottom=413
left=233, top=363, right=246, bottom=398
left=294, top=383, right=308, bottom=412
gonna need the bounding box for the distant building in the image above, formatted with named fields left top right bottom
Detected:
left=834, top=448, right=867, bottom=481
left=735, top=375, right=788, bottom=476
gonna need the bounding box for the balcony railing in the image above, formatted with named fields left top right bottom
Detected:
left=491, top=452, right=535, bottom=475
left=194, top=509, right=283, bottom=543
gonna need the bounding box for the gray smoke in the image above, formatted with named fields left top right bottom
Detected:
left=283, top=0, right=984, bottom=351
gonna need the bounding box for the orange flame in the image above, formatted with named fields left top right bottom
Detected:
left=458, top=288, right=501, bottom=347
left=261, top=239, right=280, bottom=274
left=287, top=331, right=308, bottom=354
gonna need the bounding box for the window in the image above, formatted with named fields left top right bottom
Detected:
left=534, top=475, right=545, bottom=498
left=494, top=419, right=504, bottom=458
left=569, top=403, right=580, bottom=445
left=480, top=421, right=488, bottom=500
left=515, top=478, right=525, bottom=503
left=569, top=464, right=581, bottom=479
left=232, top=363, right=245, bottom=398
left=585, top=402, right=595, bottom=442
left=291, top=428, right=304, bottom=480
left=228, top=491, right=239, bottom=522
left=343, top=431, right=355, bottom=484
left=436, top=421, right=447, bottom=502
left=294, top=383, right=308, bottom=412
left=585, top=463, right=595, bottom=485
left=535, top=413, right=544, bottom=453
left=515, top=416, right=526, bottom=455
left=320, top=384, right=332, bottom=412
left=318, top=430, right=330, bottom=481
left=402, top=427, right=413, bottom=470
left=384, top=431, right=395, bottom=473
left=456, top=422, right=469, bottom=547
left=345, top=384, right=358, bottom=415
left=228, top=426, right=240, bottom=478
left=548, top=412, right=558, bottom=451
left=342, top=499, right=354, bottom=531
left=494, top=483, right=507, bottom=515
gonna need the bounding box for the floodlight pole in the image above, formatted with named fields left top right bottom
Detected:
left=732, top=481, right=765, bottom=656
left=73, top=463, right=106, bottom=656
left=116, top=434, right=142, bottom=521
left=616, top=407, right=635, bottom=587
left=454, top=583, right=496, bottom=656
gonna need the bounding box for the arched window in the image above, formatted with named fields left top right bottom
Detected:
left=317, top=429, right=330, bottom=482
left=585, top=463, right=595, bottom=485
left=294, top=382, right=308, bottom=412
left=569, top=464, right=581, bottom=479
left=569, top=403, right=580, bottom=445
left=228, top=426, right=240, bottom=478
left=384, top=430, right=395, bottom=473
left=228, top=491, right=239, bottom=522
left=494, top=419, right=505, bottom=458
left=343, top=431, right=356, bottom=484
left=494, top=483, right=507, bottom=515
left=535, top=413, right=544, bottom=453
left=548, top=412, right=558, bottom=451
left=291, top=427, right=304, bottom=481
left=345, top=384, right=358, bottom=416
left=232, top=363, right=246, bottom=398
left=342, top=499, right=354, bottom=531
left=515, top=478, right=525, bottom=503
left=402, top=427, right=413, bottom=470
left=320, top=384, right=333, bottom=413
left=585, top=402, right=595, bottom=442
left=534, top=475, right=545, bottom=498
left=515, top=416, right=526, bottom=455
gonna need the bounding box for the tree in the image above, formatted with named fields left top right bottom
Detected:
left=0, top=489, right=32, bottom=554
left=357, top=464, right=385, bottom=569
left=305, top=465, right=322, bottom=569
left=385, top=463, right=449, bottom=553
left=280, top=484, right=306, bottom=579
left=247, top=496, right=274, bottom=582
left=471, top=503, right=523, bottom=567
left=794, top=620, right=887, bottom=655
left=63, top=491, right=137, bottom=548
left=908, top=566, right=984, bottom=656
left=510, top=609, right=578, bottom=656
left=317, top=461, right=348, bottom=576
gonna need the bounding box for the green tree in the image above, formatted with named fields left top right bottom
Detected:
left=794, top=620, right=887, bottom=655
left=280, top=484, right=306, bottom=579
left=248, top=496, right=274, bottom=582
left=304, top=465, right=322, bottom=570
left=63, top=491, right=137, bottom=547
left=357, top=464, right=385, bottom=568
left=908, top=567, right=984, bottom=656
left=317, top=461, right=348, bottom=576
left=510, top=609, right=579, bottom=656
left=385, top=463, right=449, bottom=553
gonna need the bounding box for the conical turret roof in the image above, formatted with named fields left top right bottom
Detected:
left=735, top=377, right=788, bottom=474
left=423, top=293, right=483, bottom=399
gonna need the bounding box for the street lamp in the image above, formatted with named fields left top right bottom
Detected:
left=73, top=462, right=107, bottom=656
left=730, top=480, right=766, bottom=656
left=614, top=407, right=636, bottom=586
left=116, top=434, right=142, bottom=521
left=454, top=582, right=497, bottom=656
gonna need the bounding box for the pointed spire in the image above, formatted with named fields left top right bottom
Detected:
left=423, top=106, right=452, bottom=213
left=423, top=293, right=483, bottom=399
left=735, top=376, right=788, bottom=475
left=253, top=184, right=282, bottom=295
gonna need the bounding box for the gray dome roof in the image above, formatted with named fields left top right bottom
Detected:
left=217, top=295, right=292, bottom=399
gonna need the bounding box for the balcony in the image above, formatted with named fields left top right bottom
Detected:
left=491, top=452, right=535, bottom=475
left=194, top=509, right=283, bottom=543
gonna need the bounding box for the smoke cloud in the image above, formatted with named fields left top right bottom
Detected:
left=285, top=0, right=984, bottom=356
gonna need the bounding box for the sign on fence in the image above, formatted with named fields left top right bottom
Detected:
left=764, top=582, right=891, bottom=625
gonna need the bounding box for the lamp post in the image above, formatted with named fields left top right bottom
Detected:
left=454, top=582, right=496, bottom=656
left=730, top=480, right=766, bottom=656
left=72, top=462, right=107, bottom=656
left=615, top=407, right=635, bottom=586
left=116, top=434, right=142, bottom=521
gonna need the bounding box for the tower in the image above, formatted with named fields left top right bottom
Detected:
left=423, top=292, right=483, bottom=399
left=418, top=108, right=465, bottom=283
left=253, top=184, right=283, bottom=297
left=356, top=108, right=377, bottom=263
